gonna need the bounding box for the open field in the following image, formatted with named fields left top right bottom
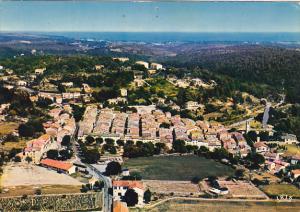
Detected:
left=0, top=122, right=19, bottom=135
left=262, top=184, right=300, bottom=198
left=0, top=140, right=27, bottom=152
left=218, top=180, right=267, bottom=199
left=123, top=155, right=234, bottom=181
left=0, top=185, right=82, bottom=197
left=141, top=199, right=300, bottom=212
left=143, top=180, right=201, bottom=196
left=1, top=163, right=82, bottom=187
left=283, top=144, right=300, bottom=157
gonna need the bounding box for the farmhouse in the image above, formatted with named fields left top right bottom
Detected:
left=112, top=180, right=144, bottom=206
left=40, top=158, right=76, bottom=174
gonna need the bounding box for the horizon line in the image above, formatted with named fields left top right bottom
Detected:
left=1, top=31, right=300, bottom=34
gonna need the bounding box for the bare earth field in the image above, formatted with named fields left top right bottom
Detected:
left=218, top=180, right=268, bottom=199
left=143, top=180, right=202, bottom=196
left=2, top=163, right=82, bottom=186
left=0, top=163, right=82, bottom=196
left=144, top=199, right=300, bottom=212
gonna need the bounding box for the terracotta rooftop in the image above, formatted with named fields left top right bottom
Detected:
left=291, top=169, right=300, bottom=175
left=112, top=180, right=144, bottom=190
left=40, top=159, right=73, bottom=171
left=253, top=142, right=268, bottom=148
left=113, top=201, right=129, bottom=212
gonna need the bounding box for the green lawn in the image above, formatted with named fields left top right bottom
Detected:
left=123, top=155, right=234, bottom=181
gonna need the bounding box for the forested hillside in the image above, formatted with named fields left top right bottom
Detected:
left=166, top=46, right=300, bottom=103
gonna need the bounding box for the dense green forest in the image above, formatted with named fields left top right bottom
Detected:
left=165, top=46, right=300, bottom=103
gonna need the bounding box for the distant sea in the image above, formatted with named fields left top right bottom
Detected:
left=42, top=32, right=300, bottom=43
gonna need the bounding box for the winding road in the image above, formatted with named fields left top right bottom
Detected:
left=72, top=124, right=113, bottom=212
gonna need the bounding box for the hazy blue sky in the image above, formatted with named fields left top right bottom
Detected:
left=0, top=1, right=300, bottom=32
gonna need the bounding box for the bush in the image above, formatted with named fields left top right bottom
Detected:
left=35, top=188, right=42, bottom=195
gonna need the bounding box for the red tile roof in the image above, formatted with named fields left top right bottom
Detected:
left=253, top=142, right=268, bottom=148
left=112, top=180, right=144, bottom=190
left=40, top=159, right=73, bottom=171
left=113, top=201, right=129, bottom=212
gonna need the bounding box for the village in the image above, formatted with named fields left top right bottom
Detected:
left=0, top=56, right=300, bottom=212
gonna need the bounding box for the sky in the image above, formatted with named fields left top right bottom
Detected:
left=0, top=1, right=300, bottom=32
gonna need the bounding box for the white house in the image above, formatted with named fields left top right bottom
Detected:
left=16, top=80, right=27, bottom=86
left=35, top=68, right=46, bottom=75
left=281, top=133, right=298, bottom=144
left=185, top=101, right=204, bottom=111
left=113, top=57, right=129, bottom=62
left=253, top=142, right=270, bottom=153
left=150, top=63, right=163, bottom=70
left=112, top=180, right=144, bottom=206
left=135, top=61, right=149, bottom=69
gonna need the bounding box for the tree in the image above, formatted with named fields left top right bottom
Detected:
left=84, top=148, right=100, bottom=164
left=18, top=124, right=34, bottom=137
left=85, top=136, right=95, bottom=145
left=172, top=140, right=187, bottom=153
left=35, top=188, right=42, bottom=195
left=116, top=140, right=125, bottom=146
left=47, top=149, right=59, bottom=160
left=177, top=88, right=187, bottom=107
left=59, top=149, right=73, bottom=160
left=96, top=137, right=104, bottom=145
left=160, top=122, right=170, bottom=128
left=14, top=156, right=21, bottom=162
left=94, top=180, right=104, bottom=191
left=124, top=189, right=138, bottom=207
left=25, top=156, right=32, bottom=164
left=235, top=169, right=245, bottom=179
left=61, top=135, right=71, bottom=146
left=105, top=161, right=122, bottom=176
left=143, top=189, right=151, bottom=203
left=36, top=97, right=53, bottom=108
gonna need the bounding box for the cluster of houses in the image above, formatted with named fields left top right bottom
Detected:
left=17, top=104, right=76, bottom=164
left=167, top=76, right=216, bottom=89
left=77, top=105, right=251, bottom=156
left=252, top=135, right=300, bottom=178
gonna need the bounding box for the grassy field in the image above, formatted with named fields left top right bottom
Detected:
left=123, top=155, right=234, bottom=181
left=262, top=184, right=300, bottom=198
left=0, top=122, right=19, bottom=135
left=135, top=199, right=300, bottom=212
left=147, top=78, right=178, bottom=97
left=283, top=145, right=300, bottom=157
left=1, top=140, right=27, bottom=152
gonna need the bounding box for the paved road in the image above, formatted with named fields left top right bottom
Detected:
left=72, top=124, right=112, bottom=212
left=87, top=164, right=113, bottom=212
left=228, top=117, right=254, bottom=128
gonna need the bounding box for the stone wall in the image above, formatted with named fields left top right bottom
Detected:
left=0, top=192, right=102, bottom=212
